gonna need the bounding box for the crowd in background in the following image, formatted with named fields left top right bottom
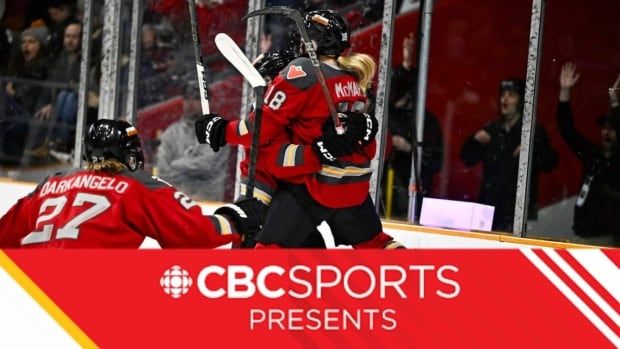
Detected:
left=0, top=0, right=86, bottom=165
left=0, top=0, right=387, bottom=165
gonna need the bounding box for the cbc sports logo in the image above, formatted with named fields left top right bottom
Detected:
left=160, top=265, right=193, bottom=299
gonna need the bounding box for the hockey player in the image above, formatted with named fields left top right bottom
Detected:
left=251, top=45, right=331, bottom=248
left=0, top=119, right=263, bottom=248
left=196, top=9, right=404, bottom=249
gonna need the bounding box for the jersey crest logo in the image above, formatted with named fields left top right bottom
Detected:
left=286, top=65, right=307, bottom=80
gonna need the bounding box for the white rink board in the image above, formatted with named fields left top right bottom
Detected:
left=0, top=181, right=535, bottom=249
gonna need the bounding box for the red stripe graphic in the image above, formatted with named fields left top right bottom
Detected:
left=601, top=250, right=620, bottom=267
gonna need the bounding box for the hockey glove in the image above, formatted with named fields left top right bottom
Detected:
left=194, top=113, right=228, bottom=152
left=342, top=111, right=378, bottom=146
left=312, top=118, right=358, bottom=163
left=214, top=198, right=265, bottom=248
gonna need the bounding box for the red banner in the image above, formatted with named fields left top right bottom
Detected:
left=1, top=249, right=618, bottom=348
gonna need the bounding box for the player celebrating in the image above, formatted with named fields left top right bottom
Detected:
left=0, top=119, right=263, bottom=248
left=196, top=9, right=404, bottom=249
left=250, top=45, right=332, bottom=248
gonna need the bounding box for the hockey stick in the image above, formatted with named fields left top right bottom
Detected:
left=187, top=0, right=210, bottom=114
left=215, top=33, right=266, bottom=89
left=243, top=6, right=345, bottom=135
left=214, top=33, right=266, bottom=198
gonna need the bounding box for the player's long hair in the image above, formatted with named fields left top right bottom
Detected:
left=337, top=53, right=376, bottom=92
left=85, top=159, right=127, bottom=173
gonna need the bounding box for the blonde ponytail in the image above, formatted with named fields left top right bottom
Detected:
left=85, top=159, right=127, bottom=173
left=337, top=53, right=377, bottom=92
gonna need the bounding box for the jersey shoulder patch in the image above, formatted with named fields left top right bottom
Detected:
left=280, top=57, right=317, bottom=90
left=285, top=64, right=307, bottom=80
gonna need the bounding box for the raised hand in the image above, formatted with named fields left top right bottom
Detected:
left=559, top=62, right=580, bottom=102
left=560, top=62, right=580, bottom=89
left=609, top=72, right=620, bottom=107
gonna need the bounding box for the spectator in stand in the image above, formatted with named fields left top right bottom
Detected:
left=461, top=78, right=558, bottom=232
left=157, top=81, right=230, bottom=201
left=140, top=24, right=159, bottom=79
left=0, top=20, right=51, bottom=164
left=140, top=24, right=174, bottom=79
left=556, top=62, right=620, bottom=246
left=43, top=21, right=81, bottom=155
left=384, top=33, right=443, bottom=220
left=362, top=0, right=385, bottom=22
left=138, top=23, right=176, bottom=107
left=46, top=0, right=78, bottom=60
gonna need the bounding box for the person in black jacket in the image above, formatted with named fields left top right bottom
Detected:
left=557, top=62, right=620, bottom=246
left=384, top=33, right=443, bottom=220
left=461, top=78, right=558, bottom=232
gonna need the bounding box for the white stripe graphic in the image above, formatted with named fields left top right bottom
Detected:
left=543, top=249, right=620, bottom=326
left=521, top=249, right=620, bottom=347
left=568, top=249, right=620, bottom=304
left=0, top=267, right=79, bottom=348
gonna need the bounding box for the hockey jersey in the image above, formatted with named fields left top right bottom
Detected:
left=226, top=57, right=376, bottom=208
left=0, top=169, right=239, bottom=248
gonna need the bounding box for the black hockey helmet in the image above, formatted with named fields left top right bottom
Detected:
left=84, top=119, right=144, bottom=171
left=254, top=47, right=299, bottom=79
left=304, top=9, right=350, bottom=57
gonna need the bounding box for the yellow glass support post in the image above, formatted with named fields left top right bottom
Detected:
left=385, top=166, right=395, bottom=219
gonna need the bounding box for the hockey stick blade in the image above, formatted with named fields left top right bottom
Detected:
left=215, top=33, right=266, bottom=88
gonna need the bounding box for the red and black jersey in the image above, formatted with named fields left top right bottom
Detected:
left=0, top=169, right=239, bottom=248
left=226, top=57, right=376, bottom=208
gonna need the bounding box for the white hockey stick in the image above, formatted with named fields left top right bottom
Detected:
left=215, top=33, right=266, bottom=88
left=215, top=33, right=266, bottom=198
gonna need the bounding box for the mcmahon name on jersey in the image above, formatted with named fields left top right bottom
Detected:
left=335, top=81, right=364, bottom=99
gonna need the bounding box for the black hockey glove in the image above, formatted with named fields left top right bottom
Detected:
left=194, top=113, right=228, bottom=152
left=214, top=198, right=265, bottom=248
left=311, top=117, right=358, bottom=163
left=342, top=111, right=378, bottom=146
